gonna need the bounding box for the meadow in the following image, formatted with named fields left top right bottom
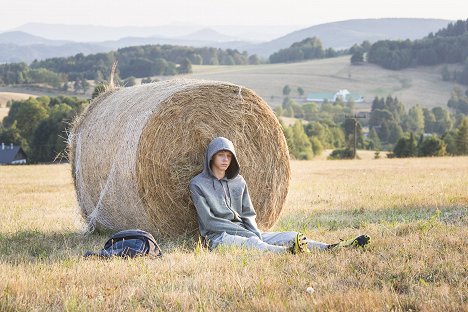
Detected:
left=0, top=55, right=464, bottom=121
left=187, top=56, right=463, bottom=110
left=0, top=156, right=466, bottom=311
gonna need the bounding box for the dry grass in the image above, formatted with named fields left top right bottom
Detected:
left=0, top=157, right=467, bottom=311
left=0, top=92, right=35, bottom=108
left=0, top=92, right=37, bottom=121
left=187, top=56, right=463, bottom=109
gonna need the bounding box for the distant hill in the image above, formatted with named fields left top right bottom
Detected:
left=13, top=23, right=302, bottom=43
left=178, top=28, right=240, bottom=42
left=0, top=31, right=110, bottom=63
left=13, top=23, right=200, bottom=42
left=0, top=42, right=109, bottom=63
left=0, top=18, right=454, bottom=63
left=250, top=18, right=453, bottom=56
left=0, top=31, right=68, bottom=46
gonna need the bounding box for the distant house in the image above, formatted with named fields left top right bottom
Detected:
left=0, top=143, right=27, bottom=165
left=307, top=89, right=364, bottom=103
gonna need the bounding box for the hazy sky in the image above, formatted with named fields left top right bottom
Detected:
left=1, top=0, right=467, bottom=30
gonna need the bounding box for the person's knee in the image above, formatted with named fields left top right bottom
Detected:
left=245, top=236, right=265, bottom=248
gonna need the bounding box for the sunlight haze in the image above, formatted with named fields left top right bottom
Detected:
left=1, top=0, right=466, bottom=31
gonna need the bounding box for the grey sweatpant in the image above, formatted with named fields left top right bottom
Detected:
left=209, top=231, right=329, bottom=253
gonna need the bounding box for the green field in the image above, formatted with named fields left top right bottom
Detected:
left=1, top=157, right=466, bottom=311
left=186, top=56, right=463, bottom=110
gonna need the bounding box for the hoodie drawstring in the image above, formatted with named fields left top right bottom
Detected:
left=218, top=180, right=240, bottom=222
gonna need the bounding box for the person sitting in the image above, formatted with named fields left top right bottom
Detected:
left=189, top=137, right=370, bottom=254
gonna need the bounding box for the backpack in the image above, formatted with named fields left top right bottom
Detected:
left=84, top=229, right=163, bottom=258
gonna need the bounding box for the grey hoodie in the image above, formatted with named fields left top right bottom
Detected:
left=189, top=137, right=262, bottom=242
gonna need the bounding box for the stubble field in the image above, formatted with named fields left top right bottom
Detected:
left=0, top=156, right=467, bottom=311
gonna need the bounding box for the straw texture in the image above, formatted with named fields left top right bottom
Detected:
left=69, top=79, right=290, bottom=238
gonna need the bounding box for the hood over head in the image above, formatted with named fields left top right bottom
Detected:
left=204, top=137, right=240, bottom=179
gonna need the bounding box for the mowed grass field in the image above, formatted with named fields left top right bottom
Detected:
left=0, top=156, right=466, bottom=311
left=186, top=56, right=464, bottom=110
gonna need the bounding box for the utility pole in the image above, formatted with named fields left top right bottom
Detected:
left=345, top=114, right=366, bottom=159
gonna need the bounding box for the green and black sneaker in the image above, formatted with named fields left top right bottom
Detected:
left=290, top=233, right=310, bottom=254
left=327, top=234, right=371, bottom=250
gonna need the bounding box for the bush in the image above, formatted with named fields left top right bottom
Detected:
left=393, top=133, right=417, bottom=158
left=328, top=148, right=355, bottom=160
left=418, top=136, right=446, bottom=157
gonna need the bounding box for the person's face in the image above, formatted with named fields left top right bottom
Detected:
left=211, top=150, right=232, bottom=172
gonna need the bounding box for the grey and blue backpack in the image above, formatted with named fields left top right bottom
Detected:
left=85, top=229, right=163, bottom=258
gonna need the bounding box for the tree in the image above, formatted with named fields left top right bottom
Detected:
left=281, top=121, right=295, bottom=155
left=297, top=87, right=304, bottom=96
left=351, top=51, right=364, bottom=65
left=368, top=127, right=381, bottom=150
left=456, top=117, right=468, bottom=155
left=388, top=122, right=404, bottom=144
left=309, top=136, right=323, bottom=156
left=0, top=121, right=28, bottom=149
left=291, top=121, right=314, bottom=159
left=270, top=37, right=324, bottom=63
left=443, top=130, right=458, bottom=155
left=423, top=108, right=436, bottom=133
left=393, top=133, right=417, bottom=157
left=302, top=103, right=318, bottom=121
left=282, top=85, right=291, bottom=96
left=441, top=65, right=451, bottom=81
left=178, top=58, right=192, bottom=74
left=431, top=107, right=453, bottom=135
left=447, top=87, right=468, bottom=115
left=3, top=98, right=49, bottom=141
left=343, top=118, right=363, bottom=150
left=190, top=54, right=203, bottom=65
left=418, top=135, right=446, bottom=157
left=404, top=105, right=425, bottom=134
left=248, top=54, right=260, bottom=65
left=288, top=100, right=304, bottom=118
left=371, top=96, right=385, bottom=111
left=282, top=121, right=315, bottom=159
left=27, top=68, right=62, bottom=88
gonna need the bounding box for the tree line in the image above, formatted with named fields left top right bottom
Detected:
left=0, top=96, right=87, bottom=162
left=0, top=45, right=262, bottom=91
left=269, top=37, right=347, bottom=63
left=277, top=86, right=468, bottom=159
left=365, top=19, right=468, bottom=85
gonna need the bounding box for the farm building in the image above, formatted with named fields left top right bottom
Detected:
left=307, top=89, right=364, bottom=103
left=0, top=143, right=27, bottom=165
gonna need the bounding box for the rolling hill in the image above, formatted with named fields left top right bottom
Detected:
left=184, top=56, right=463, bottom=110
left=250, top=18, right=452, bottom=56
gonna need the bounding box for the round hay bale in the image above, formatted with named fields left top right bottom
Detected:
left=69, top=79, right=290, bottom=238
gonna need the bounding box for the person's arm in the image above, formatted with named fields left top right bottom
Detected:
left=190, top=183, right=258, bottom=238
left=240, top=184, right=263, bottom=240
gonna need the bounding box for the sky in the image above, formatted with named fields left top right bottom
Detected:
left=1, top=0, right=467, bottom=31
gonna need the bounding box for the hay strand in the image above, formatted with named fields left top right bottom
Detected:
left=69, top=79, right=290, bottom=238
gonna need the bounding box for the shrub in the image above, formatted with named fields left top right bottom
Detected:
left=328, top=148, right=355, bottom=160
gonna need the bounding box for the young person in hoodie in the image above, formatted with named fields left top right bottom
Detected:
left=189, top=137, right=370, bottom=254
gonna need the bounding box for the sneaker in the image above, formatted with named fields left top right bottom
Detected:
left=290, top=233, right=310, bottom=254
left=327, top=234, right=371, bottom=249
